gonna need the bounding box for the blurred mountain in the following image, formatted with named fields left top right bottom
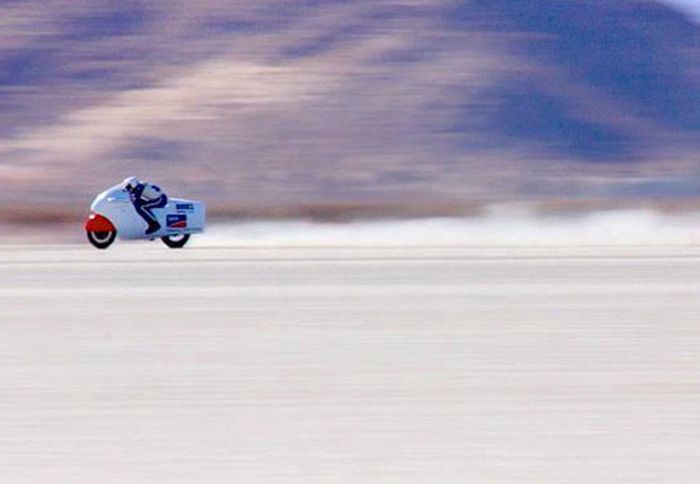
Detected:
left=0, top=0, right=698, bottom=211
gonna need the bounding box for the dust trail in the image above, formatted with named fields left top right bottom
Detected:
left=200, top=207, right=700, bottom=247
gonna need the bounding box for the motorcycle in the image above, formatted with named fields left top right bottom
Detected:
left=84, top=183, right=206, bottom=249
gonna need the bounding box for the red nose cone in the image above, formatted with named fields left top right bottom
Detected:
left=85, top=213, right=115, bottom=232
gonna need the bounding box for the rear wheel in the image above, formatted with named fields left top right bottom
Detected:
left=87, top=230, right=116, bottom=249
left=162, top=233, right=190, bottom=248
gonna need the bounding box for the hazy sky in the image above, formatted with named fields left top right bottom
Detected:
left=666, top=0, right=700, bottom=19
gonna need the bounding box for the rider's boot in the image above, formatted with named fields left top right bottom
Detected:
left=145, top=222, right=161, bottom=235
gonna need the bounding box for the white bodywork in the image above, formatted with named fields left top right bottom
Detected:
left=90, top=184, right=206, bottom=240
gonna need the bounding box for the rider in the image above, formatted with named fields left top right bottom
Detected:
left=122, top=177, right=168, bottom=235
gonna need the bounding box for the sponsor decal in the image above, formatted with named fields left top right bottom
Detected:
left=166, top=214, right=188, bottom=229
left=176, top=203, right=194, bottom=212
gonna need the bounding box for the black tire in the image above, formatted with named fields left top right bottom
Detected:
left=87, top=230, right=116, bottom=249
left=161, top=233, right=190, bottom=248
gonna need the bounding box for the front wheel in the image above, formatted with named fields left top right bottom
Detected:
left=87, top=230, right=116, bottom=249
left=161, top=233, right=190, bottom=249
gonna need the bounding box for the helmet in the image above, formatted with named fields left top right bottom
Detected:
left=122, top=176, right=141, bottom=191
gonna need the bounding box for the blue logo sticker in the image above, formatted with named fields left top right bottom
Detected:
left=166, top=214, right=187, bottom=229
